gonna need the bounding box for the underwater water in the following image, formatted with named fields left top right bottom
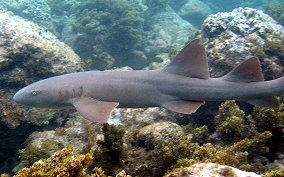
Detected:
left=0, top=0, right=283, bottom=176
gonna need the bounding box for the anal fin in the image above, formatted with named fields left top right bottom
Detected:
left=162, top=100, right=205, bottom=114
left=246, top=96, right=279, bottom=109
left=73, top=97, right=119, bottom=123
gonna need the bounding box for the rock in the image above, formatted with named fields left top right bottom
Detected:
left=130, top=121, right=184, bottom=149
left=164, top=163, right=261, bottom=177
left=144, top=6, right=197, bottom=58
left=19, top=115, right=103, bottom=157
left=178, top=0, right=213, bottom=27
left=198, top=7, right=284, bottom=78
left=0, top=8, right=83, bottom=88
left=110, top=107, right=182, bottom=129
left=168, top=0, right=188, bottom=11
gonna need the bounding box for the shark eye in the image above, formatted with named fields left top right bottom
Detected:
left=31, top=91, right=37, bottom=96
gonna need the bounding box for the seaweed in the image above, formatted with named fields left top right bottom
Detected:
left=72, top=0, right=145, bottom=55
left=263, top=168, right=284, bottom=177
left=14, top=147, right=93, bottom=177
left=214, top=100, right=246, bottom=144
left=91, top=124, right=126, bottom=176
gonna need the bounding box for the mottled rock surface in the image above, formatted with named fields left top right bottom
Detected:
left=198, top=7, right=284, bottom=79
left=165, top=163, right=261, bottom=177
left=0, top=9, right=83, bottom=88
left=110, top=107, right=180, bottom=128
left=132, top=121, right=184, bottom=149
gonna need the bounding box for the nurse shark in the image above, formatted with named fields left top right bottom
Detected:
left=13, top=39, right=284, bottom=123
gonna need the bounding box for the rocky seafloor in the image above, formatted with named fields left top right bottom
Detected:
left=0, top=1, right=283, bottom=177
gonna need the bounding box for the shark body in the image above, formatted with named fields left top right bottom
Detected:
left=13, top=39, right=284, bottom=123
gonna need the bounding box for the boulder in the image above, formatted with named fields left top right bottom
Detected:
left=178, top=0, right=213, bottom=27
left=164, top=163, right=261, bottom=177
left=198, top=7, right=284, bottom=79
left=0, top=9, right=83, bottom=88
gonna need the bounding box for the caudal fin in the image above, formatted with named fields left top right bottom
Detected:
left=222, top=57, right=279, bottom=109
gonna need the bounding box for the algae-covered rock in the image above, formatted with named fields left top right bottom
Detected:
left=144, top=6, right=197, bottom=58
left=264, top=2, right=284, bottom=25
left=20, top=115, right=102, bottom=154
left=132, top=121, right=184, bottom=149
left=0, top=8, right=83, bottom=87
left=164, top=163, right=261, bottom=177
left=198, top=7, right=284, bottom=79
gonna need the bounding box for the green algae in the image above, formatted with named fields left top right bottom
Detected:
left=214, top=100, right=246, bottom=144
left=72, top=0, right=145, bottom=54
left=191, top=125, right=210, bottom=144
left=91, top=124, right=126, bottom=175
left=263, top=168, right=284, bottom=177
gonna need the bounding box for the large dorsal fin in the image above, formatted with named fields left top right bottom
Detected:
left=222, top=57, right=264, bottom=82
left=162, top=39, right=209, bottom=79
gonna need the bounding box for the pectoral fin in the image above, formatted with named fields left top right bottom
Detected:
left=162, top=100, right=205, bottom=114
left=73, top=97, right=119, bottom=123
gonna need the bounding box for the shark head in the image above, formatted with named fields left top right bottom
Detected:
left=13, top=79, right=63, bottom=108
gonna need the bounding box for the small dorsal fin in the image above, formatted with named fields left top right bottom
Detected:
left=222, top=57, right=264, bottom=82
left=162, top=39, right=209, bottom=79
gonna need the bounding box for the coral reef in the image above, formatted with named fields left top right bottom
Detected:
left=2, top=98, right=283, bottom=176
left=198, top=7, right=284, bottom=79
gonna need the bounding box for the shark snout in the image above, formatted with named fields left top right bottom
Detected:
left=13, top=90, right=23, bottom=103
